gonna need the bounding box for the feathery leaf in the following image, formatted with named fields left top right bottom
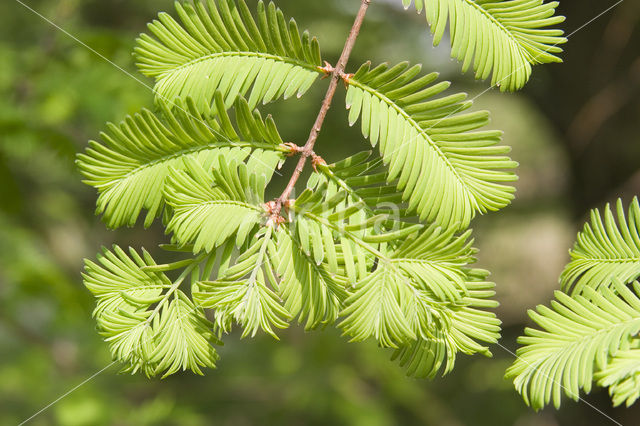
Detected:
left=339, top=224, right=483, bottom=348
left=271, top=228, right=348, bottom=330
left=83, top=246, right=169, bottom=316
left=596, top=348, right=640, bottom=407
left=401, top=0, right=566, bottom=91
left=194, top=228, right=291, bottom=338
left=77, top=94, right=284, bottom=228
left=135, top=0, right=323, bottom=109
left=165, top=157, right=269, bottom=253
left=506, top=280, right=640, bottom=410
left=150, top=293, right=220, bottom=377
left=346, top=62, right=517, bottom=229
left=392, top=273, right=500, bottom=378
left=85, top=246, right=219, bottom=377
left=313, top=151, right=405, bottom=217
left=561, top=197, right=640, bottom=295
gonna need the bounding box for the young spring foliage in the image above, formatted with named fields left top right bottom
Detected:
left=345, top=62, right=518, bottom=229
left=79, top=0, right=564, bottom=380
left=401, top=0, right=567, bottom=91
left=507, top=198, right=640, bottom=409
left=135, top=0, right=323, bottom=110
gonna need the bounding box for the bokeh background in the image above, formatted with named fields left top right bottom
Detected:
left=1, top=0, right=639, bottom=424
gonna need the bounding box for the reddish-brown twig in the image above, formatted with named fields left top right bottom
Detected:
left=268, top=0, right=371, bottom=225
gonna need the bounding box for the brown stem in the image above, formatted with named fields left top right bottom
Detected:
left=270, top=0, right=371, bottom=220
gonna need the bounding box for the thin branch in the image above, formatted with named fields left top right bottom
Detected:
left=270, top=0, right=371, bottom=221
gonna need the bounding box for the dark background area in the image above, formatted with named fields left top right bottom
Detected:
left=0, top=0, right=638, bottom=424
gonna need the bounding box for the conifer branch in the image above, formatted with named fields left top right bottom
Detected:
left=79, top=0, right=569, bottom=385
left=271, top=0, right=371, bottom=222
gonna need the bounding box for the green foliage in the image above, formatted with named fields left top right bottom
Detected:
left=194, top=227, right=292, bottom=338
left=165, top=157, right=271, bottom=252
left=561, top=197, right=640, bottom=295
left=135, top=0, right=323, bottom=110
left=271, top=227, right=346, bottom=330
left=85, top=246, right=219, bottom=377
left=508, top=199, right=640, bottom=409
left=507, top=280, right=640, bottom=409
left=84, top=245, right=168, bottom=317
left=346, top=62, right=518, bottom=229
left=596, top=348, right=640, bottom=408
left=18, top=0, right=640, bottom=423
left=401, top=0, right=566, bottom=91
left=79, top=0, right=565, bottom=384
left=77, top=93, right=285, bottom=228
left=393, top=269, right=501, bottom=378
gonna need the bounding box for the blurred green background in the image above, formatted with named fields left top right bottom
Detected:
left=1, top=0, right=639, bottom=424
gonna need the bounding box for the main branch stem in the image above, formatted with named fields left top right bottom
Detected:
left=271, top=0, right=371, bottom=219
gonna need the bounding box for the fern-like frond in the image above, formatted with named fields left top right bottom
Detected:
left=150, top=293, right=220, bottom=377
left=291, top=186, right=368, bottom=284
left=194, top=228, right=291, bottom=338
left=596, top=347, right=640, bottom=407
left=291, top=179, right=423, bottom=285
left=313, top=151, right=405, bottom=217
left=165, top=157, right=268, bottom=253
left=83, top=246, right=170, bottom=316
left=135, top=0, right=323, bottom=109
left=98, top=309, right=158, bottom=377
left=283, top=164, right=500, bottom=354
left=271, top=228, right=348, bottom=330
left=401, top=0, right=566, bottom=91
left=85, top=246, right=219, bottom=377
left=346, top=62, right=517, bottom=229
left=561, top=197, right=640, bottom=295
left=392, top=273, right=500, bottom=378
left=339, top=224, right=481, bottom=348
left=340, top=266, right=418, bottom=347
left=77, top=94, right=285, bottom=228
left=506, top=280, right=640, bottom=410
